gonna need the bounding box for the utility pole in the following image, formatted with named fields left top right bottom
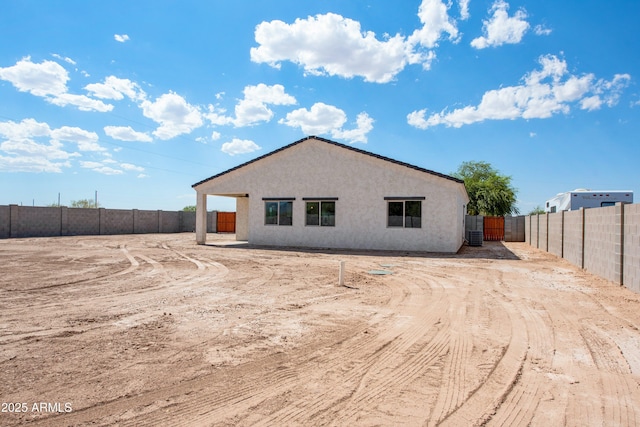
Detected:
left=95, top=190, right=98, bottom=208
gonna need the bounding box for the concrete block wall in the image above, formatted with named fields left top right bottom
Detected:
left=529, top=215, right=539, bottom=248
left=133, top=209, right=159, bottom=234
left=504, top=216, right=525, bottom=242
left=103, top=209, right=134, bottom=235
left=538, top=213, right=548, bottom=252
left=547, top=211, right=563, bottom=257
left=68, top=208, right=100, bottom=235
left=583, top=205, right=623, bottom=284
left=526, top=203, right=639, bottom=293
left=0, top=205, right=221, bottom=238
left=562, top=209, right=584, bottom=268
left=11, top=206, right=62, bottom=237
left=160, top=211, right=180, bottom=233
left=624, top=204, right=640, bottom=293
left=0, top=205, right=9, bottom=238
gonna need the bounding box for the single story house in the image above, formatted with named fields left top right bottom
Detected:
left=192, top=136, right=469, bottom=253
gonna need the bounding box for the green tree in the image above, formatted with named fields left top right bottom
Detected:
left=452, top=161, right=519, bottom=216
left=182, top=205, right=197, bottom=212
left=70, top=199, right=100, bottom=208
left=528, top=206, right=546, bottom=215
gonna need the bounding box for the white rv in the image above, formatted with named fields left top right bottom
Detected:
left=545, top=189, right=633, bottom=213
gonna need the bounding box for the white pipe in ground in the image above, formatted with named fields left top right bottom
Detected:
left=339, top=260, right=345, bottom=286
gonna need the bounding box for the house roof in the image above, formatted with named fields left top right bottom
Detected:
left=192, top=136, right=465, bottom=188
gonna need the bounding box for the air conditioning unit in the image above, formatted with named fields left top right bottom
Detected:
left=467, top=230, right=483, bottom=246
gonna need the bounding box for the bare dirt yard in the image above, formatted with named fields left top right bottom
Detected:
left=1, top=233, right=640, bottom=426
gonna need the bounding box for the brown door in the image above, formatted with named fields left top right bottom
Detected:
left=216, top=212, right=236, bottom=233
left=484, top=216, right=504, bottom=241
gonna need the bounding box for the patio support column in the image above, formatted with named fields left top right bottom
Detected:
left=196, top=192, right=207, bottom=244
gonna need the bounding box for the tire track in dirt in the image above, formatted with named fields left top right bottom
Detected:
left=64, top=263, right=415, bottom=426
left=579, top=325, right=638, bottom=426
left=487, top=300, right=554, bottom=426
left=249, top=265, right=464, bottom=426
left=429, top=286, right=474, bottom=424
left=438, top=277, right=528, bottom=427
left=0, top=242, right=229, bottom=348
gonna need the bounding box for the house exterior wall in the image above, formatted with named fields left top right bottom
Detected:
left=195, top=138, right=468, bottom=252
left=236, top=197, right=249, bottom=241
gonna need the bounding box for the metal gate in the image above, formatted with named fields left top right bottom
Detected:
left=483, top=216, right=505, bottom=241
left=216, top=212, right=236, bottom=233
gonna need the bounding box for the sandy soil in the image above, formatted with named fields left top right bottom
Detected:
left=1, top=233, right=639, bottom=426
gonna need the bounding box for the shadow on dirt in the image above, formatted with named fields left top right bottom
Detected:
left=203, top=238, right=520, bottom=261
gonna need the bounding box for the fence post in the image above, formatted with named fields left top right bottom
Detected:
left=579, top=207, right=585, bottom=269
left=99, top=208, right=106, bottom=235
left=9, top=204, right=19, bottom=238
left=60, top=206, right=69, bottom=236
left=560, top=210, right=565, bottom=259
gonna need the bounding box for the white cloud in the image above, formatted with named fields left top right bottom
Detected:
left=51, top=126, right=105, bottom=152
left=280, top=103, right=347, bottom=135
left=85, top=76, right=146, bottom=101
left=459, top=0, right=471, bottom=20
left=120, top=162, right=144, bottom=172
left=204, top=104, right=234, bottom=126
left=141, top=92, right=203, bottom=139
left=0, top=57, right=69, bottom=96
left=52, top=54, right=76, bottom=65
left=471, top=0, right=530, bottom=49
left=280, top=102, right=374, bottom=143
left=242, top=83, right=297, bottom=106
left=408, top=0, right=460, bottom=49
left=205, top=83, right=297, bottom=127
left=251, top=13, right=409, bottom=83
left=251, top=0, right=461, bottom=84
left=114, top=34, right=130, bottom=43
left=407, top=55, right=631, bottom=129
left=0, top=118, right=75, bottom=173
left=221, top=138, right=262, bottom=156
left=47, top=92, right=113, bottom=112
left=104, top=125, right=153, bottom=142
left=80, top=161, right=123, bottom=175
left=0, top=57, right=113, bottom=112
left=331, top=112, right=375, bottom=143
left=534, top=24, right=552, bottom=36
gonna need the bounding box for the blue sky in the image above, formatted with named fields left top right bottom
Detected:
left=1, top=0, right=638, bottom=213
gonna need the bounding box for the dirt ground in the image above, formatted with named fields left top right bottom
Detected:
left=1, top=233, right=640, bottom=426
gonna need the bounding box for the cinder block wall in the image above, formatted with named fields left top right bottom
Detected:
left=624, top=204, right=640, bottom=293
left=0, top=205, right=222, bottom=238
left=547, top=212, right=563, bottom=257
left=68, top=208, right=100, bottom=235
left=103, top=209, right=134, bottom=234
left=160, top=211, right=181, bottom=232
left=526, top=203, right=639, bottom=293
left=530, top=215, right=540, bottom=248
left=538, top=213, right=548, bottom=252
left=17, top=206, right=62, bottom=237
left=584, top=205, right=623, bottom=284
left=133, top=209, right=159, bottom=234
left=563, top=209, right=584, bottom=268
left=0, top=205, right=9, bottom=238
left=504, top=216, right=525, bottom=242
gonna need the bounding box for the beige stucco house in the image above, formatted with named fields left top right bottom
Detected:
left=192, top=136, right=469, bottom=253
